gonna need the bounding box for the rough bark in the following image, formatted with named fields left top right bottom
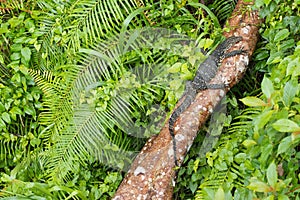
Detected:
left=113, top=0, right=262, bottom=199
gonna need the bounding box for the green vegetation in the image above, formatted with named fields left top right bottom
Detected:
left=0, top=0, right=299, bottom=199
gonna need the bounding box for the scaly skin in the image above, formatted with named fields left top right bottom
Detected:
left=169, top=36, right=245, bottom=166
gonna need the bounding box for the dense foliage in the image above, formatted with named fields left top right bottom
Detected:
left=176, top=0, right=300, bottom=199
left=0, top=0, right=299, bottom=199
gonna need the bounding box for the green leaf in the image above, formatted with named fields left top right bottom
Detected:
left=277, top=136, right=292, bottom=155
left=8, top=17, right=22, bottom=28
left=10, top=52, right=21, bottom=61
left=19, top=65, right=29, bottom=75
left=254, top=110, right=274, bottom=131
left=21, top=47, right=32, bottom=62
left=263, top=0, right=271, bottom=5
left=203, top=188, right=215, bottom=200
left=254, top=0, right=264, bottom=8
left=34, top=41, right=41, bottom=51
left=10, top=106, right=23, bottom=115
left=0, top=23, right=9, bottom=34
left=255, top=50, right=269, bottom=60
left=242, top=139, right=257, bottom=147
left=283, top=79, right=298, bottom=107
left=24, top=19, right=35, bottom=30
left=181, top=63, right=190, bottom=73
left=14, top=37, right=30, bottom=44
left=0, top=102, right=5, bottom=112
left=2, top=112, right=11, bottom=124
left=272, top=119, right=300, bottom=132
left=10, top=106, right=23, bottom=121
left=258, top=144, right=273, bottom=166
left=264, top=195, right=275, bottom=200
left=11, top=43, right=22, bottom=52
left=12, top=73, right=21, bottom=83
left=274, top=29, right=289, bottom=42
left=4, top=101, right=11, bottom=110
left=235, top=153, right=247, bottom=163
left=247, top=178, right=271, bottom=192
left=240, top=97, right=266, bottom=107
left=286, top=57, right=299, bottom=77
left=278, top=194, right=290, bottom=200
left=267, top=162, right=277, bottom=188
left=193, top=159, right=200, bottom=172
left=54, top=35, right=61, bottom=43
left=0, top=118, right=5, bottom=129
left=267, top=51, right=281, bottom=64
left=105, top=172, right=118, bottom=183
left=281, top=39, right=295, bottom=51
left=189, top=182, right=198, bottom=194
left=197, top=38, right=214, bottom=50
left=24, top=105, right=36, bottom=118
left=170, top=79, right=183, bottom=91
left=215, top=187, right=225, bottom=200
left=30, top=138, right=41, bottom=146
left=261, top=76, right=274, bottom=99
left=168, top=62, right=181, bottom=73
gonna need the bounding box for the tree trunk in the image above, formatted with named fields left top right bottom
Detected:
left=113, top=0, right=262, bottom=199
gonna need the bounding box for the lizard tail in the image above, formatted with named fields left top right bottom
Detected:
left=169, top=90, right=197, bottom=166
left=169, top=115, right=178, bottom=166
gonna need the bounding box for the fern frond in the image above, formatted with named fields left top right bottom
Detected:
left=0, top=0, right=24, bottom=15
left=44, top=102, right=137, bottom=182
left=31, top=28, right=185, bottom=182
left=29, top=68, right=74, bottom=128
left=35, top=0, right=143, bottom=71
left=209, top=0, right=237, bottom=22
left=228, top=108, right=261, bottom=134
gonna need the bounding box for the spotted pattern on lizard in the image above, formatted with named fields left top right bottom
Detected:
left=169, top=36, right=246, bottom=166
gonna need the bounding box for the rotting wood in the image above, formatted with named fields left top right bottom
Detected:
left=113, top=0, right=262, bottom=199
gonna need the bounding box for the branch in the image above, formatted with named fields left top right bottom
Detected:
left=113, top=0, right=262, bottom=199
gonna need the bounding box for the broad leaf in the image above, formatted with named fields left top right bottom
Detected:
left=21, top=47, right=31, bottom=62
left=277, top=136, right=292, bottom=155
left=283, top=79, right=298, bottom=107
left=267, top=162, right=277, bottom=188
left=261, top=76, right=274, bottom=99
left=273, top=119, right=300, bottom=132
left=215, top=187, right=225, bottom=200
left=254, top=110, right=274, bottom=131
left=247, top=178, right=271, bottom=192
left=242, top=139, right=257, bottom=148
left=240, top=97, right=266, bottom=107
left=1, top=112, right=11, bottom=124
left=274, top=29, right=289, bottom=42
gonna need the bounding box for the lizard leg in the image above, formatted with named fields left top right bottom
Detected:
left=194, top=83, right=226, bottom=91
left=223, top=49, right=247, bottom=58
